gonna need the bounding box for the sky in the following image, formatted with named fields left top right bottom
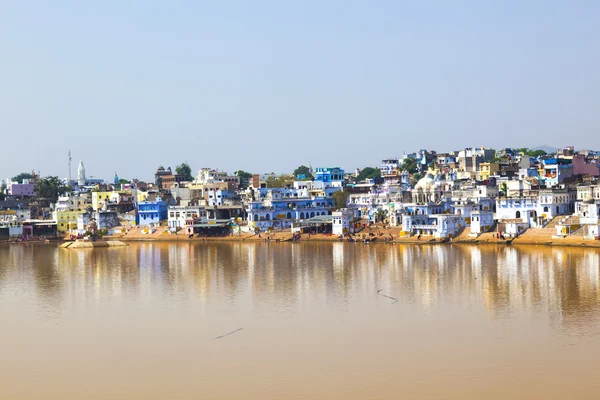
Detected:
left=1, top=0, right=599, bottom=182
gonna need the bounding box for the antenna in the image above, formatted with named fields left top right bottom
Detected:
left=68, top=150, right=72, bottom=183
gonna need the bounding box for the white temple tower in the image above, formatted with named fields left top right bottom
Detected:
left=77, top=161, right=86, bottom=186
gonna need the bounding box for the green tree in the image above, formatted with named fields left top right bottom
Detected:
left=409, top=172, right=424, bottom=187
left=266, top=174, right=295, bottom=188
left=0, top=190, right=5, bottom=201
left=401, top=158, right=419, bottom=174
left=35, top=176, right=70, bottom=202
left=176, top=162, right=193, bottom=181
left=332, top=190, right=350, bottom=209
left=234, top=170, right=253, bottom=181
left=355, top=167, right=381, bottom=182
left=12, top=172, right=33, bottom=184
left=234, top=170, right=253, bottom=188
left=293, top=165, right=314, bottom=180
left=528, top=150, right=546, bottom=157
left=375, top=209, right=388, bottom=223
left=118, top=178, right=131, bottom=184
left=500, top=182, right=508, bottom=196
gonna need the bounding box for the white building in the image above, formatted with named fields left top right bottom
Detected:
left=168, top=206, right=207, bottom=229
left=332, top=209, right=356, bottom=236
left=470, top=211, right=494, bottom=235
left=401, top=214, right=465, bottom=239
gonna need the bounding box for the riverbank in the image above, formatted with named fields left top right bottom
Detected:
left=104, top=224, right=600, bottom=249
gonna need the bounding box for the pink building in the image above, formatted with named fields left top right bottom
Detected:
left=10, top=183, right=35, bottom=197
left=573, top=155, right=600, bottom=177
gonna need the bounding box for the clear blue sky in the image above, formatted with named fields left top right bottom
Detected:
left=1, top=0, right=599, bottom=182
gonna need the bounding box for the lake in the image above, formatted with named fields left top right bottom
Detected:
left=1, top=242, right=600, bottom=399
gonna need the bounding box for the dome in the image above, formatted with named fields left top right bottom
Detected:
left=415, top=173, right=436, bottom=191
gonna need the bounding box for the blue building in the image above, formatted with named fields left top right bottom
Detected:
left=246, top=188, right=334, bottom=232
left=315, top=167, right=345, bottom=184
left=136, top=200, right=168, bottom=226
left=543, top=158, right=573, bottom=187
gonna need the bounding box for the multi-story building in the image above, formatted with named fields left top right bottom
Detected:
left=380, top=159, right=401, bottom=184
left=136, top=200, right=168, bottom=226
left=54, top=210, right=85, bottom=235
left=543, top=158, right=573, bottom=187
left=246, top=188, right=333, bottom=232
left=167, top=206, right=207, bottom=229
left=456, top=147, right=495, bottom=173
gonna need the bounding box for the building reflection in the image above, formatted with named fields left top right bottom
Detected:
left=2, top=241, right=600, bottom=333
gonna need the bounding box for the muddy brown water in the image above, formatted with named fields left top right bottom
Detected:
left=1, top=242, right=600, bottom=399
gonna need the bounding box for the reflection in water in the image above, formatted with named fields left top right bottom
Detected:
left=2, top=242, right=600, bottom=399
left=1, top=243, right=600, bottom=330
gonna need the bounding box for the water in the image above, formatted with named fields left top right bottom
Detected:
left=1, top=242, right=600, bottom=399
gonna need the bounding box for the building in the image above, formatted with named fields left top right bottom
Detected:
left=332, top=209, right=357, bottom=236
left=478, top=162, right=499, bottom=181
left=457, top=147, right=495, bottom=173
left=380, top=159, right=401, bottom=184
left=154, top=166, right=173, bottom=190
left=543, top=158, right=573, bottom=187
left=168, top=206, right=207, bottom=230
left=136, top=200, right=168, bottom=226
left=160, top=174, right=186, bottom=189
left=246, top=188, right=333, bottom=232
left=77, top=211, right=120, bottom=231
left=9, top=182, right=35, bottom=197
left=470, top=211, right=494, bottom=235
left=54, top=210, right=85, bottom=235
left=401, top=214, right=465, bottom=239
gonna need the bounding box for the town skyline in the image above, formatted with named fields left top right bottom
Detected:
left=1, top=143, right=567, bottom=184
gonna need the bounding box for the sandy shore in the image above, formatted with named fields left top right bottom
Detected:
left=100, top=223, right=600, bottom=249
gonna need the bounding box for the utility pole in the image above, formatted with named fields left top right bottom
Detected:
left=68, top=150, right=72, bottom=184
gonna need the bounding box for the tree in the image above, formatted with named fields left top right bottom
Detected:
left=500, top=182, right=508, bottom=196
left=375, top=209, right=388, bottom=223
left=266, top=174, right=295, bottom=188
left=118, top=178, right=131, bottom=184
left=528, top=150, right=546, bottom=157
left=12, top=172, right=33, bottom=184
left=355, top=167, right=381, bottom=182
left=409, top=172, right=424, bottom=187
left=176, top=162, right=193, bottom=181
left=0, top=191, right=5, bottom=201
left=234, top=170, right=253, bottom=188
left=35, top=176, right=70, bottom=203
left=293, top=165, right=314, bottom=180
left=401, top=158, right=419, bottom=174
left=234, top=170, right=253, bottom=181
left=332, top=190, right=350, bottom=209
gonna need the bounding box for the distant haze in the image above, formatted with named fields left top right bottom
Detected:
left=1, top=1, right=599, bottom=181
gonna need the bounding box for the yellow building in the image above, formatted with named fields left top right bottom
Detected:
left=55, top=210, right=85, bottom=234
left=478, top=162, right=499, bottom=181
left=91, top=191, right=113, bottom=211
left=92, top=190, right=132, bottom=211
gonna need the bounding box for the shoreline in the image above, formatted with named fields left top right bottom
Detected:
left=5, top=226, right=599, bottom=249
left=109, top=230, right=600, bottom=249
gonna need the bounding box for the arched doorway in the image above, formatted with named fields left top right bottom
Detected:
left=300, top=212, right=305, bottom=219
left=286, top=212, right=292, bottom=219
left=515, top=211, right=521, bottom=219
left=556, top=206, right=559, bottom=215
